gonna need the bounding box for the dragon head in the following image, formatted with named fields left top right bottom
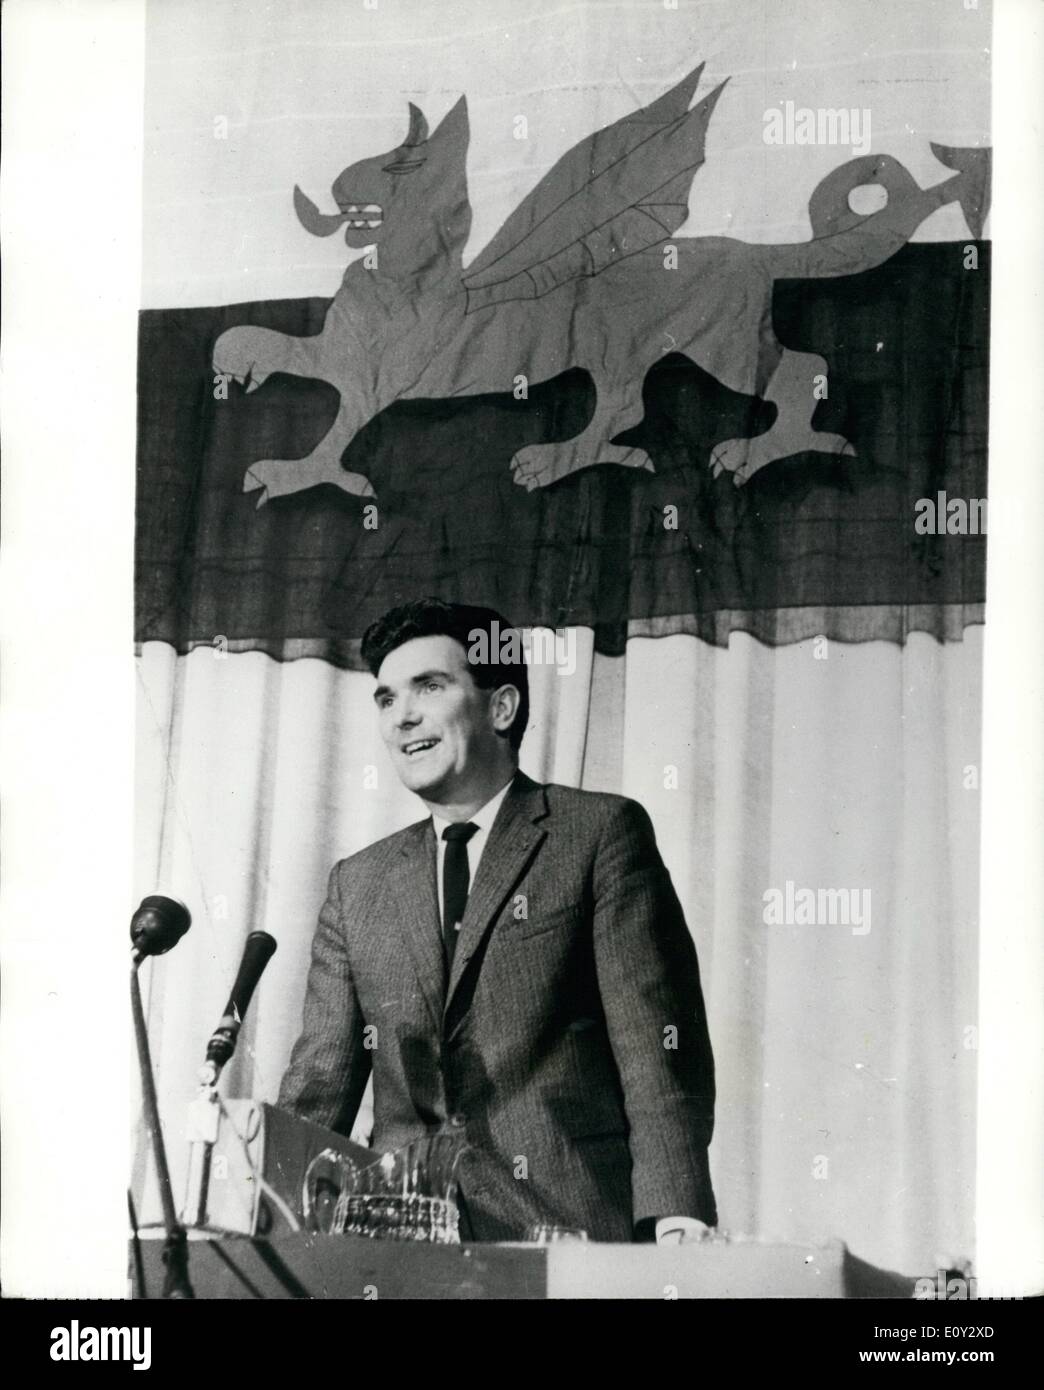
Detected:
left=294, top=98, right=470, bottom=254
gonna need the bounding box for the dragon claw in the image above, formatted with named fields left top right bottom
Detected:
left=241, top=467, right=269, bottom=507
left=242, top=459, right=375, bottom=503
left=711, top=433, right=856, bottom=485
left=510, top=441, right=653, bottom=490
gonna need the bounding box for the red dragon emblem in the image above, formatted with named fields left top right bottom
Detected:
left=213, top=64, right=990, bottom=505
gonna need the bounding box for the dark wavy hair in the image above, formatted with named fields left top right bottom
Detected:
left=361, top=598, right=529, bottom=752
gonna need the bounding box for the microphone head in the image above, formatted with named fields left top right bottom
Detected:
left=243, top=930, right=278, bottom=965
left=131, top=895, right=191, bottom=958
left=225, top=931, right=278, bottom=1013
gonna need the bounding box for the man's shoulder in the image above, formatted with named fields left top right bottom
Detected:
left=532, top=781, right=665, bottom=883
left=537, top=779, right=654, bottom=836
left=331, top=817, right=429, bottom=880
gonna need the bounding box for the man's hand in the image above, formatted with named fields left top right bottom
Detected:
left=655, top=1216, right=714, bottom=1244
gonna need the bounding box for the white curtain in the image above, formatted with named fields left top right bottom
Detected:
left=134, top=626, right=982, bottom=1275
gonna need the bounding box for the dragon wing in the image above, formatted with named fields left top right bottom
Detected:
left=463, top=64, right=728, bottom=313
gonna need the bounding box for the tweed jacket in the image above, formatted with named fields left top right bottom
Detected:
left=278, top=771, right=716, bottom=1241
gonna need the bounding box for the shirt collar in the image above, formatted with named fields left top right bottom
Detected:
left=431, top=774, right=516, bottom=841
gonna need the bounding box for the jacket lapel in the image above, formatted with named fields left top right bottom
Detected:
left=445, top=772, right=548, bottom=1015
left=388, top=819, right=445, bottom=1034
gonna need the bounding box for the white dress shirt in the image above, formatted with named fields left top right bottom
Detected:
left=431, top=777, right=514, bottom=929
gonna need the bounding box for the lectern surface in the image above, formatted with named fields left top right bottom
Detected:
left=131, top=1232, right=865, bottom=1299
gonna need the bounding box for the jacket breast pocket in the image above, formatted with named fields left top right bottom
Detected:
left=509, top=904, right=583, bottom=943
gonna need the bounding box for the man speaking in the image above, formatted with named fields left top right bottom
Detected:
left=279, top=599, right=717, bottom=1242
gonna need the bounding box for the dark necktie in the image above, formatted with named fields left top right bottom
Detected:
left=441, top=822, right=479, bottom=965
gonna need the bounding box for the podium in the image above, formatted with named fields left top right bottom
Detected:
left=132, top=1101, right=918, bottom=1298
left=130, top=1232, right=915, bottom=1299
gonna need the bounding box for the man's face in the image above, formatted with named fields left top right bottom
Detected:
left=374, top=634, right=508, bottom=801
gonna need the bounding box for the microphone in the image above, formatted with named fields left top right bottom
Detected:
left=201, top=931, right=277, bottom=1085
left=127, top=893, right=194, bottom=1296
left=130, top=895, right=191, bottom=963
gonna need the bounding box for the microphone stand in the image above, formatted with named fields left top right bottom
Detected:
left=183, top=931, right=278, bottom=1230
left=182, top=1066, right=220, bottom=1231
left=130, top=952, right=194, bottom=1299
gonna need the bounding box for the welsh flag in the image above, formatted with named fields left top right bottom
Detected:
left=136, top=0, right=990, bottom=660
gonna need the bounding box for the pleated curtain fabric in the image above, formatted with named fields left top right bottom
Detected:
left=134, top=625, right=981, bottom=1274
